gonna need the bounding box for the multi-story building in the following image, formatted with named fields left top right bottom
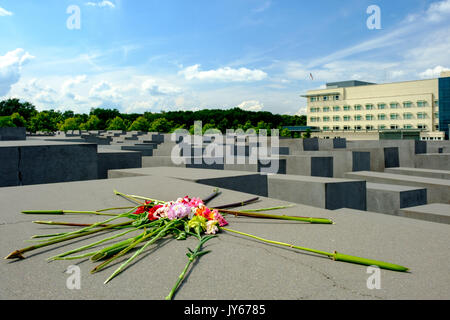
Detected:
left=303, top=71, right=450, bottom=140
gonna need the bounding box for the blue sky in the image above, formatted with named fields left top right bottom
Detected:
left=0, top=0, right=449, bottom=115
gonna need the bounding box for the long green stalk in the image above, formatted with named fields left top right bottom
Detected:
left=48, top=226, right=142, bottom=261
left=4, top=221, right=131, bottom=259
left=22, top=210, right=119, bottom=216
left=165, top=235, right=215, bottom=300
left=218, top=209, right=333, bottom=224
left=222, top=227, right=408, bottom=272
left=103, top=220, right=180, bottom=284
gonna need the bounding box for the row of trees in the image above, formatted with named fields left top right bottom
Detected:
left=0, top=98, right=307, bottom=137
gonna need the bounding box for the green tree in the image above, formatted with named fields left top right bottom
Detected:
left=28, top=111, right=60, bottom=132
left=10, top=113, right=26, bottom=127
left=148, top=118, right=172, bottom=133
left=0, top=98, right=37, bottom=121
left=0, top=116, right=14, bottom=128
left=58, top=117, right=80, bottom=131
left=80, top=115, right=101, bottom=130
left=90, top=108, right=121, bottom=129
left=107, top=116, right=128, bottom=131
left=128, top=116, right=149, bottom=131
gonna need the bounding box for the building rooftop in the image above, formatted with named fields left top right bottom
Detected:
left=326, top=80, right=376, bottom=88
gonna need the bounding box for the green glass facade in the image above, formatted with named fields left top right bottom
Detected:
left=439, top=76, right=450, bottom=139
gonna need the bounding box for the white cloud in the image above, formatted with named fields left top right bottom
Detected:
left=237, top=100, right=264, bottom=112
left=85, top=1, right=115, bottom=9
left=179, top=64, right=268, bottom=82
left=141, top=79, right=181, bottom=96
left=0, top=6, right=13, bottom=16
left=0, top=49, right=34, bottom=97
left=295, top=107, right=307, bottom=116
left=419, top=66, right=450, bottom=79
left=425, top=0, right=450, bottom=22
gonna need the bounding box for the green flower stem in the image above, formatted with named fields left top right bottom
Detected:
left=165, top=235, right=215, bottom=300
left=238, top=205, right=296, bottom=212
left=91, top=223, right=166, bottom=274
left=22, top=210, right=119, bottom=216
left=4, top=221, right=131, bottom=260
left=47, top=226, right=142, bottom=261
left=113, top=190, right=146, bottom=205
left=218, top=209, right=333, bottom=224
left=103, top=220, right=180, bottom=284
left=221, top=227, right=408, bottom=272
left=42, top=207, right=138, bottom=242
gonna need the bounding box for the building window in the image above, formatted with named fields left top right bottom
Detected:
left=403, top=124, right=413, bottom=129
left=378, top=125, right=386, bottom=130
left=333, top=116, right=340, bottom=121
left=322, top=126, right=330, bottom=131
left=403, top=102, right=412, bottom=108
left=366, top=125, right=374, bottom=130
left=334, top=95, right=340, bottom=101
left=378, top=114, right=386, bottom=120
left=366, top=104, right=374, bottom=110
left=434, top=112, right=439, bottom=118
left=343, top=115, right=351, bottom=121
left=417, top=101, right=427, bottom=107
left=310, top=97, right=317, bottom=102
left=355, top=125, right=362, bottom=131
left=390, top=103, right=399, bottom=109
left=366, top=114, right=374, bottom=120
left=435, top=100, right=439, bottom=107
left=323, top=116, right=330, bottom=122
left=323, top=96, right=328, bottom=101
left=390, top=125, right=399, bottom=130
left=417, top=124, right=427, bottom=130
left=417, top=112, right=427, bottom=119
left=355, top=115, right=362, bottom=121
left=310, top=107, right=321, bottom=112
left=343, top=105, right=351, bottom=111
left=354, top=105, right=362, bottom=110
left=323, top=106, right=330, bottom=112
left=378, top=104, right=386, bottom=110
left=333, top=106, right=340, bottom=112
left=390, top=113, right=399, bottom=120
left=343, top=125, right=351, bottom=131
left=403, top=113, right=413, bottom=119
left=333, top=126, right=340, bottom=131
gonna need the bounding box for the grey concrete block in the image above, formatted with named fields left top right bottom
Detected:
left=97, top=150, right=142, bottom=179
left=344, top=171, right=450, bottom=204
left=268, top=174, right=366, bottom=210
left=415, top=154, right=450, bottom=171
left=0, top=127, right=26, bottom=141
left=333, top=138, right=347, bottom=149
left=384, top=147, right=400, bottom=168
left=0, top=146, right=19, bottom=187
left=385, top=167, right=450, bottom=180
left=352, top=152, right=371, bottom=172
left=366, top=182, right=427, bottom=215
left=414, top=141, right=427, bottom=155
left=282, top=155, right=334, bottom=177
left=2, top=175, right=450, bottom=299
left=120, top=145, right=154, bottom=156
left=108, top=167, right=268, bottom=197
left=18, top=143, right=98, bottom=185
left=303, top=138, right=319, bottom=151
left=398, top=203, right=450, bottom=224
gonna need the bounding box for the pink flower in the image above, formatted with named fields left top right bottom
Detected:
left=213, top=210, right=228, bottom=227
left=167, top=203, right=191, bottom=220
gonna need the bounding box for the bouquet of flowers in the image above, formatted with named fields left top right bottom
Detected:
left=5, top=189, right=408, bottom=299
